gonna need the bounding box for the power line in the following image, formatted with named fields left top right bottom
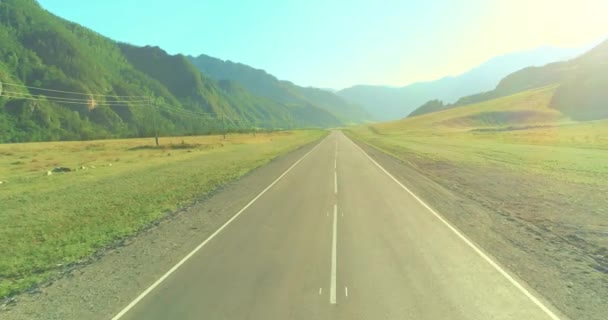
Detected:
left=1, top=81, right=253, bottom=130
left=1, top=81, right=252, bottom=123
left=0, top=80, right=264, bottom=145
left=1, top=81, right=147, bottom=98
left=1, top=90, right=249, bottom=124
left=0, top=92, right=148, bottom=107
left=0, top=93, right=148, bottom=106
left=2, top=90, right=149, bottom=104
left=156, top=103, right=217, bottom=115
left=157, top=106, right=217, bottom=120
left=155, top=102, right=249, bottom=123
left=155, top=102, right=244, bottom=121
left=154, top=103, right=218, bottom=119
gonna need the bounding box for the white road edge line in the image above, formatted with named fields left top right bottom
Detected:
left=345, top=135, right=563, bottom=320
left=330, top=204, right=338, bottom=305
left=111, top=137, right=327, bottom=320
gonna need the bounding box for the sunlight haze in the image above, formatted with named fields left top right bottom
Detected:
left=2, top=1, right=608, bottom=319
left=38, top=0, right=608, bottom=89
left=28, top=0, right=608, bottom=89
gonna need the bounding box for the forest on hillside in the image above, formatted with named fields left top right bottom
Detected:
left=0, top=0, right=357, bottom=143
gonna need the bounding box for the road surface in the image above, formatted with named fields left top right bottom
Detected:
left=112, top=131, right=563, bottom=320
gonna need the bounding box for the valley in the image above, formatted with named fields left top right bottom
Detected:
left=1, top=1, right=607, bottom=319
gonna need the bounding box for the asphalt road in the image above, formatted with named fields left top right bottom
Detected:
left=112, top=131, right=564, bottom=320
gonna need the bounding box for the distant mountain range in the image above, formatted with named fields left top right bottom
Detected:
left=446, top=39, right=608, bottom=121
left=405, top=38, right=608, bottom=121
left=0, top=0, right=367, bottom=143
left=338, top=45, right=593, bottom=121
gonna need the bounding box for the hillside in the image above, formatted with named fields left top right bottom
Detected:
left=407, top=99, right=449, bottom=118
left=338, top=45, right=589, bottom=121
left=118, top=45, right=340, bottom=128
left=187, top=54, right=370, bottom=124
left=0, top=0, right=339, bottom=143
left=400, top=86, right=565, bottom=132
left=452, top=39, right=608, bottom=120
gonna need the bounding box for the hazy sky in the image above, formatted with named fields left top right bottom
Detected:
left=38, top=0, right=608, bottom=89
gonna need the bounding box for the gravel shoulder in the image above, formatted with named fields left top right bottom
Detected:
left=350, top=137, right=608, bottom=320
left=1, top=139, right=322, bottom=320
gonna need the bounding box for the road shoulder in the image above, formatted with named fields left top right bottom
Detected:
left=346, top=135, right=606, bottom=320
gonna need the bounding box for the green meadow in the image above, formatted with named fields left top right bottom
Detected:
left=0, top=130, right=326, bottom=298
left=347, top=86, right=608, bottom=186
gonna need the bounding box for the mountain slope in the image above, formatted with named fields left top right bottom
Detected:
left=0, top=0, right=165, bottom=141
left=187, top=54, right=370, bottom=124
left=0, top=0, right=338, bottom=143
left=215, top=79, right=340, bottom=128
left=338, top=45, right=590, bottom=121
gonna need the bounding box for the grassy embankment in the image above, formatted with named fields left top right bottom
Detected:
left=0, top=130, right=326, bottom=298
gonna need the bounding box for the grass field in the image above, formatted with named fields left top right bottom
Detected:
left=346, top=86, right=608, bottom=319
left=0, top=130, right=326, bottom=299
left=348, top=86, right=608, bottom=185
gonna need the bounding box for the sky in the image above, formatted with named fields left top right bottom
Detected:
left=38, top=0, right=608, bottom=89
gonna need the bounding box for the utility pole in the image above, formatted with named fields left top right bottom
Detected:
left=221, top=113, right=226, bottom=140
left=150, top=97, right=159, bottom=146
left=4, top=2, right=10, bottom=29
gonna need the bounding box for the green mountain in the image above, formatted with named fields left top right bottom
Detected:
left=0, top=0, right=339, bottom=143
left=410, top=39, right=608, bottom=120
left=118, top=44, right=339, bottom=128
left=187, top=54, right=370, bottom=125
